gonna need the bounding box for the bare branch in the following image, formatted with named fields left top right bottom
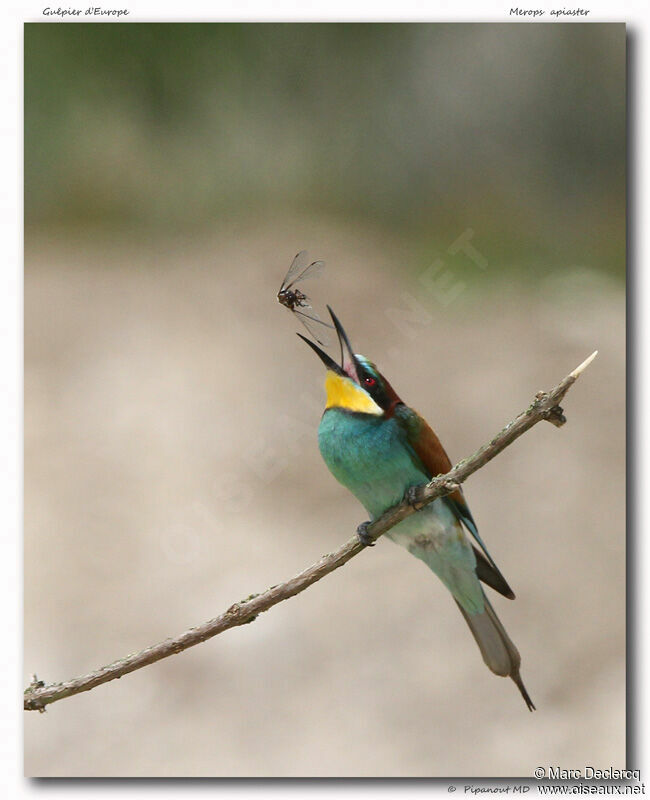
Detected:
left=24, top=352, right=596, bottom=712
left=570, top=350, right=598, bottom=379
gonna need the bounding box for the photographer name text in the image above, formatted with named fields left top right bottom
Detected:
left=535, top=768, right=641, bottom=781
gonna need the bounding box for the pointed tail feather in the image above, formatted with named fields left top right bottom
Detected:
left=455, top=595, right=536, bottom=711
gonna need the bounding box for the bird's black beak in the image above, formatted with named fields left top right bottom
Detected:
left=297, top=333, right=345, bottom=375
left=298, top=307, right=361, bottom=382
left=326, top=306, right=362, bottom=383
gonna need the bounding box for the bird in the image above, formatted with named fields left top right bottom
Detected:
left=298, top=306, right=535, bottom=711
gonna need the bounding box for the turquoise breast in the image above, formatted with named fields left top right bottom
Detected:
left=318, top=408, right=429, bottom=519
left=318, top=407, right=483, bottom=614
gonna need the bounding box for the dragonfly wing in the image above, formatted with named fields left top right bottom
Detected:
left=287, top=259, right=325, bottom=289
left=279, top=250, right=309, bottom=291
left=293, top=308, right=333, bottom=347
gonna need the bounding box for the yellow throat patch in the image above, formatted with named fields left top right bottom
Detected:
left=324, top=371, right=383, bottom=415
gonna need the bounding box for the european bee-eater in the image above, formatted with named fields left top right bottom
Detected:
left=299, top=307, right=535, bottom=711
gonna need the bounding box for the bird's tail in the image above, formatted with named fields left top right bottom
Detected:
left=455, top=594, right=536, bottom=711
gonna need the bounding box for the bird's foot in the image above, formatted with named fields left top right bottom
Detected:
left=356, top=521, right=375, bottom=547
left=405, top=485, right=425, bottom=511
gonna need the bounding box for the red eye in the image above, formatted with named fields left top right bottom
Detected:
left=364, top=376, right=376, bottom=387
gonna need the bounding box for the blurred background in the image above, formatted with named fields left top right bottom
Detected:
left=24, top=23, right=625, bottom=776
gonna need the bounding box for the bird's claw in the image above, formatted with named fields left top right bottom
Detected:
left=405, top=486, right=425, bottom=511
left=356, top=521, right=375, bottom=547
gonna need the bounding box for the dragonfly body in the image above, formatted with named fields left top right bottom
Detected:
left=277, top=251, right=332, bottom=345
left=277, top=285, right=310, bottom=313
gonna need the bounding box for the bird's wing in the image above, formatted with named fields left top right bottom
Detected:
left=472, top=546, right=515, bottom=599
left=395, top=405, right=515, bottom=599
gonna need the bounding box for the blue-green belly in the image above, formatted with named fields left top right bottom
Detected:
left=318, top=408, right=483, bottom=614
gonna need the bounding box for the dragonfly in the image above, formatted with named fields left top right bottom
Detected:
left=277, top=250, right=333, bottom=346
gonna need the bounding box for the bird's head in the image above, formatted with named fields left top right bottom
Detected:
left=298, top=307, right=402, bottom=416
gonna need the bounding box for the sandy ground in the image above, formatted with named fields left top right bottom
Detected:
left=24, top=221, right=625, bottom=777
